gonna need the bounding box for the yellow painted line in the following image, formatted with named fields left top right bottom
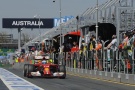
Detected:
left=67, top=72, right=135, bottom=87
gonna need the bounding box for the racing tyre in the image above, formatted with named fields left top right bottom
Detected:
left=59, top=65, right=66, bottom=79
left=27, top=64, right=35, bottom=78
left=23, top=64, right=28, bottom=77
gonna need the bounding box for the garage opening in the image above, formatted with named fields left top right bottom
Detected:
left=89, top=23, right=116, bottom=41
left=89, top=23, right=116, bottom=46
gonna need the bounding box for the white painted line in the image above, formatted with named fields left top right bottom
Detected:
left=0, top=68, right=44, bottom=90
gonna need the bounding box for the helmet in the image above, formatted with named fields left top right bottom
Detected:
left=42, top=60, right=46, bottom=64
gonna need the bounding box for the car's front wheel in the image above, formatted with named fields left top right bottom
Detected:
left=23, top=64, right=28, bottom=77
left=27, top=64, right=35, bottom=78
left=59, top=65, right=66, bottom=79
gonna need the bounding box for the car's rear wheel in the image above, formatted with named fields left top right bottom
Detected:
left=24, top=64, right=28, bottom=77
left=59, top=65, right=66, bottom=79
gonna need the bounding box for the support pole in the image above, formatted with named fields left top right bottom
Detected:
left=39, top=16, right=41, bottom=50
left=116, top=8, right=120, bottom=46
left=96, top=0, right=99, bottom=41
left=59, top=0, right=62, bottom=53
left=18, top=28, right=21, bottom=52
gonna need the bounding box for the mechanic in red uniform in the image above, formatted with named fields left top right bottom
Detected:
left=71, top=42, right=79, bottom=52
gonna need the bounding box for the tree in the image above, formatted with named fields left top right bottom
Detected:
left=0, top=32, right=9, bottom=43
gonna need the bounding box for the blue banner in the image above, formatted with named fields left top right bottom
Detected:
left=54, top=16, right=74, bottom=27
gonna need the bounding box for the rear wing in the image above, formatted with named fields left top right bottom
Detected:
left=34, top=55, right=50, bottom=60
left=34, top=56, right=43, bottom=60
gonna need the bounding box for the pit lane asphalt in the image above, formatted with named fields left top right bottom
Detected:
left=0, top=79, right=9, bottom=90
left=5, top=68, right=135, bottom=90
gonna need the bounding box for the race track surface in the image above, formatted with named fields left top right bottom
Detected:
left=0, top=79, right=9, bottom=90
left=4, top=68, right=135, bottom=90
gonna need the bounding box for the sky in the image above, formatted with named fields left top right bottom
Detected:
left=0, top=0, right=110, bottom=39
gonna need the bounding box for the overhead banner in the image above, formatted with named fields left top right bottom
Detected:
left=2, top=18, right=54, bottom=28
left=54, top=16, right=74, bottom=27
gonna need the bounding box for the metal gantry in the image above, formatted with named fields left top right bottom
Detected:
left=22, top=0, right=135, bottom=50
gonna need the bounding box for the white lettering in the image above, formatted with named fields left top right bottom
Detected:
left=12, top=21, right=44, bottom=26
left=66, top=17, right=70, bottom=21
left=38, top=21, right=40, bottom=25
left=35, top=21, right=38, bottom=25
left=27, top=21, right=31, bottom=25
left=54, top=19, right=60, bottom=27
left=61, top=18, right=65, bottom=24
left=24, top=21, right=27, bottom=25
left=20, top=21, right=24, bottom=26
left=16, top=21, right=19, bottom=26
left=12, top=21, right=16, bottom=25
left=31, top=21, right=35, bottom=26
left=54, top=16, right=74, bottom=27
left=39, top=21, right=44, bottom=26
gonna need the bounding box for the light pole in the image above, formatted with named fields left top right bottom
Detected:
left=95, top=0, right=99, bottom=70
left=34, top=15, right=41, bottom=50
left=20, top=28, right=23, bottom=46
left=53, top=0, right=62, bottom=52
left=96, top=0, right=99, bottom=41
left=17, top=28, right=23, bottom=52
left=18, top=28, right=21, bottom=52
left=10, top=29, right=13, bottom=43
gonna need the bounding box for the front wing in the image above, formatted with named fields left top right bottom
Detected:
left=31, top=71, right=64, bottom=77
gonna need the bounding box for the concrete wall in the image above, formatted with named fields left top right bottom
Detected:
left=66, top=67, right=135, bottom=85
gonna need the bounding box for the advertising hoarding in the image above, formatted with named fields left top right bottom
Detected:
left=2, top=18, right=54, bottom=28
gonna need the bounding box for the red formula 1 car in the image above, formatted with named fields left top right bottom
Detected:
left=23, top=54, right=66, bottom=79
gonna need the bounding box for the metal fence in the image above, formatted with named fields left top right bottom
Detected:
left=46, top=48, right=134, bottom=84
left=52, top=48, right=135, bottom=73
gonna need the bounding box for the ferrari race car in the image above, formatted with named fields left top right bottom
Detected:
left=23, top=54, right=66, bottom=79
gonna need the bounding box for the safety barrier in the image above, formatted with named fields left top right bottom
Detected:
left=50, top=39, right=135, bottom=73
left=51, top=48, right=135, bottom=84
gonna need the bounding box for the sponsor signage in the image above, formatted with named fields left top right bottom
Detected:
left=2, top=16, right=74, bottom=29
left=54, top=16, right=74, bottom=27
left=2, top=18, right=54, bottom=28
